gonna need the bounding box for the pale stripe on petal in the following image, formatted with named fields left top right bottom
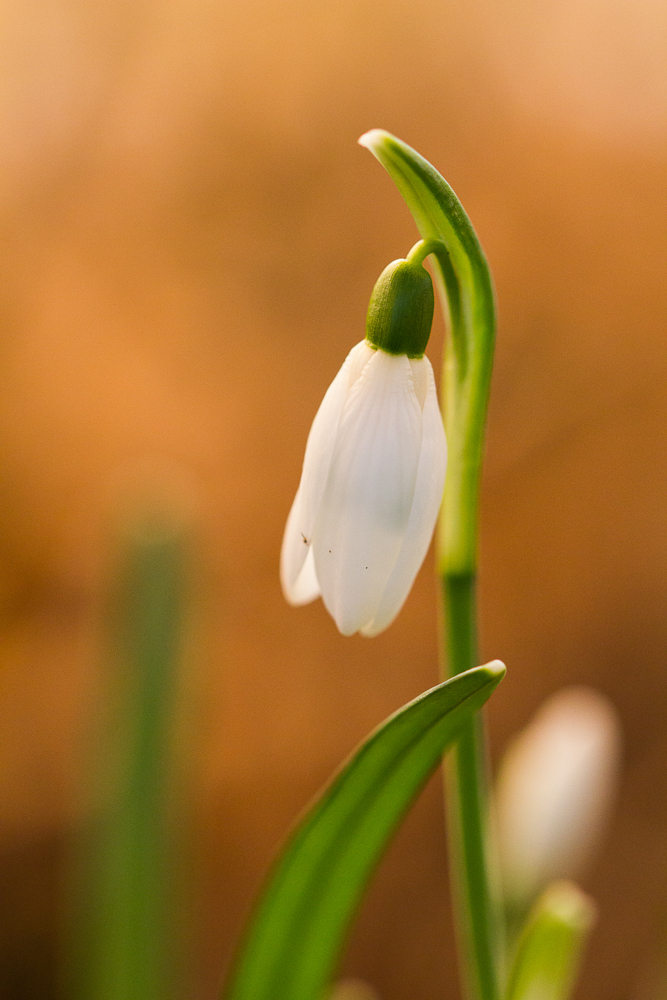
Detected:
left=361, top=357, right=446, bottom=636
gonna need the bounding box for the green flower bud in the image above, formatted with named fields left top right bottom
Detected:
left=365, top=256, right=434, bottom=358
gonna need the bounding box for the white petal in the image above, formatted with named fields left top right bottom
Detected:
left=313, top=351, right=423, bottom=635
left=280, top=340, right=373, bottom=601
left=361, top=357, right=446, bottom=636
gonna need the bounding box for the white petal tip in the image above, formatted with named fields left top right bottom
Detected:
left=359, top=618, right=391, bottom=638
left=329, top=605, right=369, bottom=637
left=336, top=624, right=358, bottom=638
left=282, top=546, right=321, bottom=606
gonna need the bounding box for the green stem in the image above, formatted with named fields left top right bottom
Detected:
left=435, top=227, right=502, bottom=1000
left=440, top=574, right=502, bottom=1000
left=406, top=237, right=448, bottom=267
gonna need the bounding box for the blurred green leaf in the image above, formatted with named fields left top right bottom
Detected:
left=506, top=881, right=596, bottom=1000
left=72, top=515, right=187, bottom=1000
left=223, top=660, right=505, bottom=1000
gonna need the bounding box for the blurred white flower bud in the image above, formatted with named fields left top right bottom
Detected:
left=495, top=686, right=621, bottom=912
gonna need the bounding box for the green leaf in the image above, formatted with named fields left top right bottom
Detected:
left=222, top=660, right=506, bottom=1000
left=70, top=515, right=187, bottom=1000
left=506, top=881, right=596, bottom=1000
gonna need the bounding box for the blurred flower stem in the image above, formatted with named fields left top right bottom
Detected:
left=359, top=130, right=500, bottom=1000
left=72, top=512, right=187, bottom=1000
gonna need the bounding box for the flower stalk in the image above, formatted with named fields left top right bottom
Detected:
left=432, top=192, right=501, bottom=1000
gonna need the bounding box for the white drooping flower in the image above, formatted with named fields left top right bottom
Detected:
left=495, top=686, right=621, bottom=912
left=280, top=337, right=446, bottom=637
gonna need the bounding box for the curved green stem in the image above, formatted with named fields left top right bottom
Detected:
left=406, top=237, right=448, bottom=267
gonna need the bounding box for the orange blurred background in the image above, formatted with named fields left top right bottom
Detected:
left=0, top=0, right=665, bottom=996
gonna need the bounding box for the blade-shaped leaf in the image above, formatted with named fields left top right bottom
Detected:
left=223, top=660, right=505, bottom=1000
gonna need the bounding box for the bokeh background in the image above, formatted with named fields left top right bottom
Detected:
left=0, top=0, right=666, bottom=996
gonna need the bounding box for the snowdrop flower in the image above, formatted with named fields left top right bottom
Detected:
left=280, top=243, right=447, bottom=636
left=495, top=686, right=621, bottom=913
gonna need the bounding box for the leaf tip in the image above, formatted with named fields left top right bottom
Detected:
left=483, top=658, right=506, bottom=682
left=357, top=128, right=392, bottom=153
left=540, top=881, right=597, bottom=933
